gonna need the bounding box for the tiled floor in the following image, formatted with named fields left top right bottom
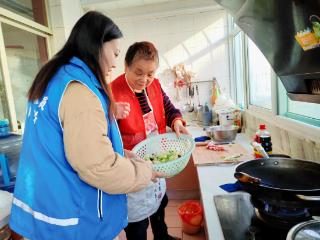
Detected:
left=118, top=200, right=206, bottom=240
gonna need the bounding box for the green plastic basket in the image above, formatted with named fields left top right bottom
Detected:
left=132, top=133, right=195, bottom=178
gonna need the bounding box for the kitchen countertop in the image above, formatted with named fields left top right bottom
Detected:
left=0, top=126, right=251, bottom=237
left=188, top=126, right=252, bottom=240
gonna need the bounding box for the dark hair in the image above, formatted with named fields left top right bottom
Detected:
left=125, top=41, right=159, bottom=67
left=28, top=11, right=123, bottom=108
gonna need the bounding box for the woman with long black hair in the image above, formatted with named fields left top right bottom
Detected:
left=9, top=11, right=160, bottom=240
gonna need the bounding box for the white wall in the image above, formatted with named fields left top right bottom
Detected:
left=48, top=2, right=231, bottom=123
left=48, top=0, right=83, bottom=54
left=112, top=9, right=230, bottom=112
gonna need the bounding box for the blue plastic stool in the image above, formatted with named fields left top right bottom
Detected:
left=0, top=153, right=10, bottom=186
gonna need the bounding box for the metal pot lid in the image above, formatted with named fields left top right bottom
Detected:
left=287, top=220, right=320, bottom=240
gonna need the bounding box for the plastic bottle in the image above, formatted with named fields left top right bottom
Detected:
left=260, top=135, right=272, bottom=156
left=202, top=102, right=212, bottom=126
left=210, top=78, right=220, bottom=106
left=254, top=124, right=266, bottom=142
left=254, top=124, right=272, bottom=158
left=0, top=119, right=10, bottom=137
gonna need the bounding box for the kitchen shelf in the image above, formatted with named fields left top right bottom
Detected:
left=191, top=79, right=215, bottom=84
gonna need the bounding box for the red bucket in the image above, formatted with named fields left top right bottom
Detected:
left=178, top=200, right=203, bottom=234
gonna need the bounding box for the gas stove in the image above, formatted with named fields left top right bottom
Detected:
left=250, top=196, right=315, bottom=230
left=213, top=193, right=310, bottom=240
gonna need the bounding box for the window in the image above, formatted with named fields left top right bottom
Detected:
left=3, top=23, right=48, bottom=129
left=288, top=101, right=320, bottom=120
left=0, top=72, right=9, bottom=120
left=0, top=0, right=47, bottom=26
left=230, top=15, right=319, bottom=127
left=278, top=80, right=320, bottom=126
left=233, top=32, right=245, bottom=108
left=247, top=38, right=273, bottom=109
left=0, top=4, right=50, bottom=131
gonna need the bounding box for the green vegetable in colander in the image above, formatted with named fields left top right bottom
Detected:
left=144, top=150, right=182, bottom=164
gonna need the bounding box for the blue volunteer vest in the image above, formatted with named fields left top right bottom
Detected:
left=9, top=57, right=127, bottom=240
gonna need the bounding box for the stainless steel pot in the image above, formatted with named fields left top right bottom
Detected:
left=287, top=220, right=320, bottom=240
left=205, top=125, right=238, bottom=142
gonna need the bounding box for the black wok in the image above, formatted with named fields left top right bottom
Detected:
left=235, top=158, right=320, bottom=206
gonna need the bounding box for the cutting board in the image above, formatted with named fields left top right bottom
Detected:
left=192, top=143, right=254, bottom=165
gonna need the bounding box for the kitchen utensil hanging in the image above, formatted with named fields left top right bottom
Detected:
left=182, top=85, right=195, bottom=112
left=210, top=78, right=220, bottom=106
left=195, top=85, right=203, bottom=120
left=182, top=87, right=192, bottom=112
left=188, top=85, right=194, bottom=112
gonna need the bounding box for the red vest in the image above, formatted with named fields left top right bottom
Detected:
left=111, top=74, right=167, bottom=150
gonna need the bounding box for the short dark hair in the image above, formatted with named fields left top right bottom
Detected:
left=125, top=41, right=159, bottom=67
left=28, top=11, right=123, bottom=102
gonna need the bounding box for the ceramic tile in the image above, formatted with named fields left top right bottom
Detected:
left=182, top=228, right=206, bottom=240
left=168, top=227, right=182, bottom=239
left=167, top=199, right=184, bottom=207
left=115, top=200, right=206, bottom=240
left=165, top=215, right=182, bottom=228
left=165, top=206, right=179, bottom=216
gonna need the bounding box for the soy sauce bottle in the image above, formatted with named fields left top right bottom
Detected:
left=254, top=124, right=272, bottom=158
left=260, top=135, right=272, bottom=156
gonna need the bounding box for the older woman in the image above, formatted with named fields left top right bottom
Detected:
left=111, top=41, right=188, bottom=240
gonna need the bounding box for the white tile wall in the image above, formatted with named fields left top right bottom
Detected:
left=48, top=0, right=83, bottom=54
left=48, top=2, right=231, bottom=114
left=112, top=9, right=230, bottom=111
left=61, top=0, right=84, bottom=38
left=243, top=112, right=320, bottom=162
left=51, top=27, right=67, bottom=53
left=48, top=0, right=61, bottom=7
left=49, top=5, right=65, bottom=28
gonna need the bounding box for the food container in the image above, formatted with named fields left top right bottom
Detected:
left=205, top=125, right=238, bottom=143
left=286, top=220, right=320, bottom=240
left=216, top=109, right=234, bottom=126
left=0, top=120, right=10, bottom=138
left=216, top=108, right=242, bottom=129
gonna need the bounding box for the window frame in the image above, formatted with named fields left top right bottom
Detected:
left=0, top=3, right=51, bottom=132
left=229, top=16, right=320, bottom=140
left=278, top=80, right=320, bottom=127
left=245, top=35, right=277, bottom=115
left=228, top=17, right=248, bottom=110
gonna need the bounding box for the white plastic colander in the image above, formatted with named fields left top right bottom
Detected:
left=132, top=133, right=195, bottom=177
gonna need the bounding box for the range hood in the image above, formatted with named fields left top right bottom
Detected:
left=215, top=0, right=320, bottom=104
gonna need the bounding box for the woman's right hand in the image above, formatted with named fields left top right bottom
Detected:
left=151, top=171, right=166, bottom=182
left=125, top=149, right=166, bottom=182
left=124, top=149, right=138, bottom=159
left=114, top=102, right=130, bottom=119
